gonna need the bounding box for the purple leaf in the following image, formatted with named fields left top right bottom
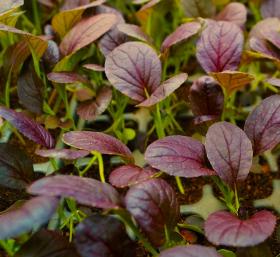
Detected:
left=109, top=165, right=156, bottom=188
left=60, top=0, right=90, bottom=10
left=75, top=214, right=136, bottom=257
left=196, top=21, right=244, bottom=72
left=97, top=5, right=128, bottom=56
left=261, top=0, right=280, bottom=18
left=215, top=3, right=247, bottom=28
left=244, top=95, right=280, bottom=155
left=60, top=14, right=117, bottom=56
left=117, top=23, right=152, bottom=43
left=47, top=72, right=89, bottom=84
left=0, top=196, right=58, bottom=240
left=159, top=245, right=222, bottom=257
left=205, top=210, right=277, bottom=247
left=15, top=229, right=80, bottom=257
left=161, top=21, right=201, bottom=52
left=43, top=40, right=60, bottom=68
left=0, top=106, right=54, bottom=148
left=266, top=77, right=280, bottom=87
left=17, top=65, right=44, bottom=115
left=145, top=135, right=215, bottom=178
left=181, top=0, right=215, bottom=18
left=105, top=42, right=162, bottom=102
left=125, top=178, right=179, bottom=246
left=63, top=131, right=133, bottom=160
left=35, top=149, right=89, bottom=160
left=0, top=143, right=34, bottom=189
left=205, top=122, right=253, bottom=186
left=28, top=175, right=122, bottom=209
left=189, top=76, right=224, bottom=124
left=77, top=87, right=112, bottom=121
left=83, top=63, right=105, bottom=72
left=137, top=73, right=187, bottom=107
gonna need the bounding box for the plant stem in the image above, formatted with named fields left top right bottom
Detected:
left=175, top=176, right=185, bottom=194
left=79, top=155, right=97, bottom=177
left=32, top=0, right=42, bottom=34
left=91, top=151, right=105, bottom=183
left=155, top=103, right=165, bottom=139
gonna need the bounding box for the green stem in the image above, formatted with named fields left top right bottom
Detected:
left=0, top=240, right=14, bottom=256
left=5, top=70, right=12, bottom=107
left=32, top=0, right=42, bottom=34
left=91, top=151, right=105, bottom=183
left=79, top=155, right=97, bottom=176
left=175, top=176, right=185, bottom=194
left=155, top=103, right=165, bottom=138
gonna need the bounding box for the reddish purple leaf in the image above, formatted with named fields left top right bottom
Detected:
left=260, top=27, right=280, bottom=49
left=139, top=0, right=160, bottom=11
left=109, top=165, right=156, bottom=188
left=105, top=42, right=162, bottom=102
left=244, top=95, right=280, bottom=155
left=215, top=2, right=247, bottom=28
left=261, top=0, right=280, bottom=18
left=97, top=5, right=128, bottom=56
left=125, top=178, right=179, bottom=246
left=0, top=196, right=58, bottom=240
left=137, top=73, right=187, bottom=107
left=47, top=72, right=89, bottom=84
left=83, top=63, right=105, bottom=72
left=205, top=210, right=277, bottom=247
left=60, top=14, right=117, bottom=56
left=145, top=135, right=215, bottom=178
left=205, top=122, right=253, bottom=186
left=0, top=106, right=54, bottom=148
left=60, top=0, right=90, bottom=10
left=35, top=149, right=89, bottom=160
left=77, top=87, right=112, bottom=121
left=28, top=175, right=122, bottom=209
left=196, top=21, right=244, bottom=72
left=159, top=245, right=222, bottom=257
left=63, top=131, right=133, bottom=160
left=161, top=21, right=201, bottom=52
left=43, top=40, right=60, bottom=68
left=266, top=77, right=280, bottom=87
left=75, top=214, right=136, bottom=257
left=189, top=76, right=224, bottom=124
left=117, top=24, right=151, bottom=43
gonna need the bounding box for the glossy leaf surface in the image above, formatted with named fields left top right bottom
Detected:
left=35, top=149, right=89, bottom=160
left=117, top=23, right=151, bottom=42
left=205, top=210, right=276, bottom=247
left=60, top=14, right=117, bottom=56
left=63, top=131, right=133, bottom=160
left=0, top=106, right=54, bottom=148
left=244, top=95, right=280, bottom=155
left=125, top=178, right=179, bottom=246
left=196, top=21, right=244, bottom=73
left=145, top=135, right=214, bottom=178
left=75, top=214, right=136, bottom=257
left=205, top=122, right=253, bottom=186
left=109, top=165, right=155, bottom=188
left=105, top=42, right=162, bottom=102
left=0, top=143, right=34, bottom=189
left=28, top=175, right=122, bottom=209
left=0, top=196, right=58, bottom=240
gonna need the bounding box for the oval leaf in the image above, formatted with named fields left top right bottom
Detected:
left=210, top=71, right=254, bottom=95
left=215, top=3, right=247, bottom=27
left=47, top=72, right=89, bottom=84
left=0, top=143, right=34, bottom=189
left=0, top=106, right=54, bottom=148
left=161, top=21, right=201, bottom=52
left=205, top=210, right=277, bottom=247
left=125, top=178, right=179, bottom=246
left=205, top=122, right=253, bottom=186
left=244, top=94, right=280, bottom=155
left=75, top=214, right=136, bottom=257
left=159, top=245, right=222, bottom=257
left=35, top=149, right=89, bottom=160
left=83, top=63, right=105, bottom=72
left=60, top=14, right=117, bottom=56
left=137, top=73, right=187, bottom=107
left=266, top=77, right=280, bottom=87
left=28, top=175, right=122, bottom=209
left=109, top=165, right=155, bottom=188
left=117, top=23, right=151, bottom=42
left=196, top=21, right=244, bottom=73
left=63, top=131, right=133, bottom=160
left=189, top=76, right=224, bottom=124
left=0, top=196, right=58, bottom=240
left=52, top=0, right=106, bottom=38
left=15, top=229, right=80, bottom=257
left=105, top=41, right=162, bottom=102
left=145, top=135, right=215, bottom=178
